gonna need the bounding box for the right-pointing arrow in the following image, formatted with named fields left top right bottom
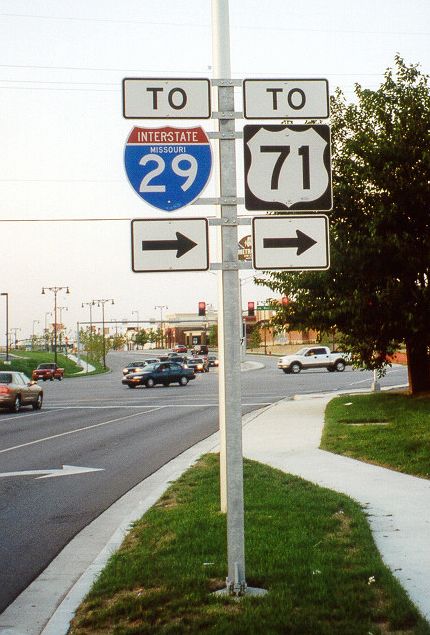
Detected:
left=263, top=230, right=317, bottom=255
left=141, top=232, right=197, bottom=258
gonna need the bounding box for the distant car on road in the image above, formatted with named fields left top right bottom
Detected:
left=32, top=363, right=64, bottom=381
left=0, top=371, right=43, bottom=412
left=173, top=344, right=187, bottom=353
left=186, top=356, right=209, bottom=373
left=207, top=354, right=219, bottom=367
left=122, top=362, right=195, bottom=388
left=122, top=359, right=160, bottom=375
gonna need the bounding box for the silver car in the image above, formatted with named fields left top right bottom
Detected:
left=0, top=371, right=43, bottom=412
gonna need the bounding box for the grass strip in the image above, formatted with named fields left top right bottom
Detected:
left=321, top=392, right=430, bottom=479
left=0, top=350, right=107, bottom=377
left=69, top=454, right=429, bottom=634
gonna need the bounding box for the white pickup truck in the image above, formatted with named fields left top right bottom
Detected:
left=278, top=346, right=350, bottom=374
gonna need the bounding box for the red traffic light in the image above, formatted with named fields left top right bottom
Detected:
left=198, top=301, right=206, bottom=317
left=247, top=301, right=255, bottom=317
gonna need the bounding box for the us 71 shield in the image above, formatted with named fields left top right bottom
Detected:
left=243, top=124, right=332, bottom=211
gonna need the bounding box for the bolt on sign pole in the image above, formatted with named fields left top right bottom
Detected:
left=212, top=0, right=248, bottom=597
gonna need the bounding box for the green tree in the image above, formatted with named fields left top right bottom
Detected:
left=79, top=330, right=111, bottom=364
left=248, top=325, right=262, bottom=350
left=207, top=324, right=218, bottom=347
left=258, top=57, right=430, bottom=394
left=134, top=329, right=149, bottom=348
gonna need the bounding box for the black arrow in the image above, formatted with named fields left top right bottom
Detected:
left=141, top=232, right=197, bottom=258
left=263, top=230, right=317, bottom=255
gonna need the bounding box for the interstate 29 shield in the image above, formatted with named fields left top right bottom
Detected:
left=124, top=126, right=212, bottom=212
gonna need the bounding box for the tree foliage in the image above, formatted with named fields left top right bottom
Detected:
left=257, top=56, right=430, bottom=392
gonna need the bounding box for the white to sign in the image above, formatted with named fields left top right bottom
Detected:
left=243, top=79, right=329, bottom=119
left=244, top=124, right=332, bottom=211
left=252, top=215, right=330, bottom=270
left=123, top=78, right=211, bottom=119
left=131, top=218, right=209, bottom=272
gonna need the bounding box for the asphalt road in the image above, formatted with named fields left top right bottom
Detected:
left=0, top=351, right=408, bottom=612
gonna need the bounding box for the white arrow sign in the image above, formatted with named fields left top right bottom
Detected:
left=0, top=465, right=104, bottom=480
left=131, top=218, right=209, bottom=272
left=252, top=215, right=330, bottom=270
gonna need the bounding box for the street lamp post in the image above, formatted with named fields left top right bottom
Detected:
left=57, top=306, right=68, bottom=354
left=44, top=311, right=52, bottom=351
left=93, top=298, right=114, bottom=369
left=82, top=301, right=95, bottom=362
left=41, top=286, right=70, bottom=365
left=1, top=293, right=9, bottom=361
left=154, top=305, right=167, bottom=349
left=32, top=320, right=40, bottom=351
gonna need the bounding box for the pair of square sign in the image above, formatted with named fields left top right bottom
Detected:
left=131, top=215, right=329, bottom=273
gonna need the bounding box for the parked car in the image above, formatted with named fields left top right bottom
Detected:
left=207, top=354, right=219, bottom=367
left=0, top=371, right=43, bottom=412
left=173, top=344, right=187, bottom=353
left=186, top=356, right=209, bottom=373
left=32, top=363, right=64, bottom=381
left=122, top=362, right=195, bottom=388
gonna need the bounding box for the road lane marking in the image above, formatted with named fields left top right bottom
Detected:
left=0, top=465, right=104, bottom=480
left=0, top=407, right=164, bottom=455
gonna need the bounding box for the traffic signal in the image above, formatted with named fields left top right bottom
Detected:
left=198, top=301, right=206, bottom=317
left=247, top=301, right=255, bottom=317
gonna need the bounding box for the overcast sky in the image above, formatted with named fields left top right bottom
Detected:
left=1, top=0, right=429, bottom=343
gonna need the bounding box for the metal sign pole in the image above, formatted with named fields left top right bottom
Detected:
left=211, top=0, right=246, bottom=595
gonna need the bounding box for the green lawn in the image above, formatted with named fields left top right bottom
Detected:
left=69, top=454, right=429, bottom=635
left=321, top=392, right=430, bottom=479
left=0, top=350, right=106, bottom=377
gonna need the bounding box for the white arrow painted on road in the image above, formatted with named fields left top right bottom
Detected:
left=0, top=465, right=104, bottom=480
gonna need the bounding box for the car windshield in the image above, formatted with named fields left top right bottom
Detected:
left=0, top=373, right=12, bottom=384
left=38, top=364, right=53, bottom=369
left=192, top=358, right=203, bottom=363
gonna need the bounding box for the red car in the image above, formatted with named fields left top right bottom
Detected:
left=173, top=344, right=187, bottom=353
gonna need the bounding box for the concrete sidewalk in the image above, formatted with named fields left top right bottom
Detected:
left=242, top=396, right=430, bottom=622
left=1, top=394, right=429, bottom=634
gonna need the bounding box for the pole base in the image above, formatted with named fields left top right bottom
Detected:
left=213, top=586, right=267, bottom=599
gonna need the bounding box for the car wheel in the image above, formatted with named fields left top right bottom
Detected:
left=162, top=381, right=170, bottom=387
left=11, top=396, right=21, bottom=413
left=290, top=362, right=301, bottom=374
left=327, top=366, right=335, bottom=372
left=146, top=378, right=155, bottom=388
left=57, top=376, right=62, bottom=381
left=128, top=384, right=136, bottom=389
left=32, top=394, right=43, bottom=410
left=50, top=377, right=54, bottom=381
left=42, top=378, right=47, bottom=382
left=335, top=360, right=346, bottom=372
left=282, top=369, right=290, bottom=374
left=179, top=376, right=188, bottom=386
